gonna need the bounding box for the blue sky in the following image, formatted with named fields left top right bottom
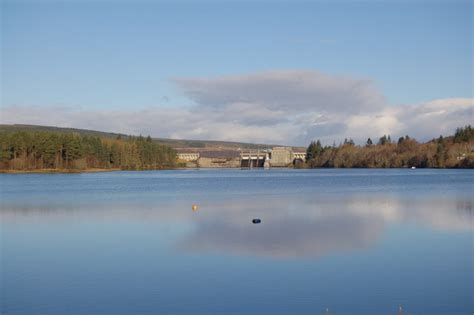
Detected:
left=1, top=0, right=473, bottom=144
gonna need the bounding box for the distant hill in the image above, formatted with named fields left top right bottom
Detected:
left=0, top=124, right=300, bottom=151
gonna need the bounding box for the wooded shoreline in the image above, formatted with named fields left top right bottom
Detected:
left=1, top=165, right=472, bottom=174
left=0, top=168, right=122, bottom=174
left=0, top=131, right=178, bottom=172
left=0, top=166, right=185, bottom=174
left=1, top=125, right=473, bottom=172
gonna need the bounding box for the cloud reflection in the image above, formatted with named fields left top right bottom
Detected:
left=2, top=193, right=472, bottom=259
left=176, top=195, right=472, bottom=259
left=180, top=213, right=384, bottom=259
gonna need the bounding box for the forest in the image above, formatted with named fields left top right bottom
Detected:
left=1, top=125, right=473, bottom=172
left=0, top=131, right=177, bottom=172
left=304, top=126, right=474, bottom=168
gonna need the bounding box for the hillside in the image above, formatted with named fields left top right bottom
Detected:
left=0, top=124, right=291, bottom=151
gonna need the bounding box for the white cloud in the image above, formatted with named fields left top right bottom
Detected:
left=172, top=70, right=385, bottom=114
left=1, top=70, right=472, bottom=145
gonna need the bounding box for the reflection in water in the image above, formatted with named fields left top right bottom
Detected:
left=2, top=170, right=473, bottom=314
left=180, top=213, right=383, bottom=258
left=3, top=194, right=471, bottom=259
left=178, top=195, right=472, bottom=258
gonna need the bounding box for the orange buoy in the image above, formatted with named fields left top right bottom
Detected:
left=192, top=204, right=199, bottom=212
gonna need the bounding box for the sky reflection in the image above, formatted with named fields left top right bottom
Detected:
left=177, top=194, right=472, bottom=259
left=2, top=193, right=472, bottom=260
left=2, top=170, right=472, bottom=314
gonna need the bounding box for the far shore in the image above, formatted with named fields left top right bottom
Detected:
left=1, top=166, right=471, bottom=174
left=0, top=168, right=123, bottom=174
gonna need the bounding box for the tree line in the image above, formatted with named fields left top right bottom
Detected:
left=0, top=131, right=177, bottom=171
left=304, top=126, right=473, bottom=168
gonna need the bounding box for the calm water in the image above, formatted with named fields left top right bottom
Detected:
left=1, top=169, right=473, bottom=315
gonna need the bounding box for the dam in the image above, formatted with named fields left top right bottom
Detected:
left=177, top=147, right=306, bottom=168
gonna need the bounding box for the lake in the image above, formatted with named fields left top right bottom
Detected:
left=1, top=169, right=473, bottom=315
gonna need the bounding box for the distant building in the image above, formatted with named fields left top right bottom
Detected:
left=293, top=151, right=307, bottom=161
left=269, top=147, right=293, bottom=167
left=457, top=153, right=467, bottom=161
left=197, top=150, right=241, bottom=168
left=177, top=153, right=200, bottom=161
left=176, top=147, right=307, bottom=168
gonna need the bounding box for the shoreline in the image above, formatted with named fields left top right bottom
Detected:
left=0, top=168, right=123, bottom=174
left=1, top=166, right=471, bottom=174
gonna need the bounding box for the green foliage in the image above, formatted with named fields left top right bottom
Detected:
left=434, top=142, right=447, bottom=168
left=454, top=125, right=473, bottom=143
left=306, top=140, right=323, bottom=161
left=378, top=135, right=391, bottom=145
left=0, top=131, right=177, bottom=171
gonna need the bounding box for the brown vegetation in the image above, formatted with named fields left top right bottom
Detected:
left=305, top=126, right=474, bottom=168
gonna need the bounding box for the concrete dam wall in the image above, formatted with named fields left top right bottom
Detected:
left=177, top=147, right=306, bottom=168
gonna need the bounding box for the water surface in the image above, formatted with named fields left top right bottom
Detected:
left=1, top=169, right=473, bottom=314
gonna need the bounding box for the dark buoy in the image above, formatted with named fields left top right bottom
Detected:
left=252, top=218, right=261, bottom=224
